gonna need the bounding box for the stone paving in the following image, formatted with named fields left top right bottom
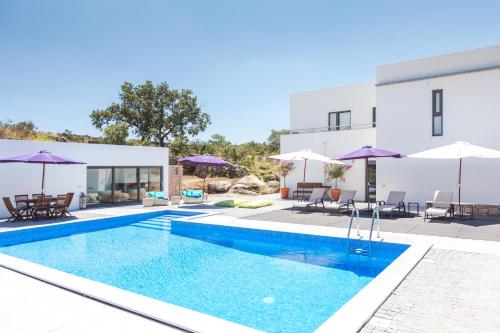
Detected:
left=359, top=249, right=500, bottom=333
left=243, top=206, right=500, bottom=242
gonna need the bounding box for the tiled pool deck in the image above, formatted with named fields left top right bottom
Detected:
left=1, top=197, right=499, bottom=332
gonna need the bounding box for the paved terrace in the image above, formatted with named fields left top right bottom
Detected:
left=1, top=195, right=499, bottom=332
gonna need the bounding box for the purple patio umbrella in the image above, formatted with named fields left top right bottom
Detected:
left=0, top=150, right=86, bottom=194
left=337, top=146, right=404, bottom=201
left=178, top=154, right=233, bottom=196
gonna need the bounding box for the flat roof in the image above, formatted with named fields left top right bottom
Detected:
left=376, top=44, right=500, bottom=86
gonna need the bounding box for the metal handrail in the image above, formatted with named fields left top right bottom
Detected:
left=286, top=122, right=376, bottom=135
left=347, top=208, right=381, bottom=257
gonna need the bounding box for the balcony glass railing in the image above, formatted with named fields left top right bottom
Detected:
left=287, top=122, right=376, bottom=135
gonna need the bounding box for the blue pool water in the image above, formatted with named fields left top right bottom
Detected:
left=0, top=211, right=409, bottom=333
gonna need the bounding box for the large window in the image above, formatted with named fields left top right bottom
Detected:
left=432, top=89, right=443, bottom=136
left=114, top=168, right=138, bottom=202
left=86, top=166, right=163, bottom=205
left=328, top=111, right=351, bottom=131
left=87, top=168, right=113, bottom=204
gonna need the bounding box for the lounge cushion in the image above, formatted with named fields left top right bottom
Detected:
left=214, top=199, right=249, bottom=207
left=182, top=190, right=203, bottom=198
left=155, top=192, right=166, bottom=199
left=238, top=200, right=273, bottom=209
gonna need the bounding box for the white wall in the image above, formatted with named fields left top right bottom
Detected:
left=289, top=82, right=375, bottom=130
left=377, top=67, right=500, bottom=204
left=0, top=139, right=169, bottom=217
left=377, top=44, right=500, bottom=85
left=281, top=128, right=376, bottom=201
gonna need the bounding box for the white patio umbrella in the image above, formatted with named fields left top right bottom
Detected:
left=408, top=141, right=500, bottom=206
left=269, top=149, right=346, bottom=183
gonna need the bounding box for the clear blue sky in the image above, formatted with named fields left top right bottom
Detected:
left=1, top=0, right=499, bottom=143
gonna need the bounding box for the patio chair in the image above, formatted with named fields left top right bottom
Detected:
left=325, top=190, right=356, bottom=214
left=3, top=197, right=27, bottom=222
left=51, top=194, right=67, bottom=218
left=292, top=187, right=330, bottom=214
left=14, top=194, right=31, bottom=220
left=60, top=192, right=74, bottom=216
left=31, top=195, right=52, bottom=220
left=424, top=191, right=453, bottom=222
left=377, top=191, right=406, bottom=217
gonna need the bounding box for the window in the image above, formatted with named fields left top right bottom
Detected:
left=432, top=89, right=443, bottom=136
left=86, top=166, right=163, bottom=205
left=372, top=107, right=376, bottom=127
left=328, top=111, right=351, bottom=131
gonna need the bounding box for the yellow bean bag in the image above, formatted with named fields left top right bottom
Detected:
left=238, top=200, right=273, bottom=209
left=214, top=199, right=249, bottom=207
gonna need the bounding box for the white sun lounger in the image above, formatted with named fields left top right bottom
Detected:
left=292, top=187, right=329, bottom=214
left=377, top=191, right=406, bottom=217
left=424, top=191, right=453, bottom=221
left=325, top=190, right=356, bottom=214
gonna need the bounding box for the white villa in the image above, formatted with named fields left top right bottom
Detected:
left=281, top=44, right=500, bottom=205
left=0, top=139, right=169, bottom=217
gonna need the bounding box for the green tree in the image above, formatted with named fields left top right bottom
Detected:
left=101, top=123, right=130, bottom=145
left=267, top=129, right=289, bottom=154
left=90, top=81, right=211, bottom=147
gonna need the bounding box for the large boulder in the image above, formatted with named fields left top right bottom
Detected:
left=266, top=180, right=280, bottom=193
left=237, top=175, right=267, bottom=193
left=228, top=183, right=259, bottom=195
left=208, top=179, right=232, bottom=193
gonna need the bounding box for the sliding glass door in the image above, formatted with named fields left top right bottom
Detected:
left=86, top=166, right=162, bottom=204
left=86, top=168, right=113, bottom=204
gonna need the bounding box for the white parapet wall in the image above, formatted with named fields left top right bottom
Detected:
left=376, top=45, right=500, bottom=205
left=0, top=139, right=169, bottom=217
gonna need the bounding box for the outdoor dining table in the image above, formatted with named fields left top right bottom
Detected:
left=15, top=197, right=60, bottom=221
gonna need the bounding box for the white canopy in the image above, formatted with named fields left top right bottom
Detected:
left=269, top=149, right=346, bottom=165
left=408, top=141, right=500, bottom=159
left=408, top=141, right=500, bottom=209
left=269, top=149, right=346, bottom=184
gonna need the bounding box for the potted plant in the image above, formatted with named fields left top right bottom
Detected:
left=324, top=164, right=350, bottom=201
left=276, top=161, right=295, bottom=199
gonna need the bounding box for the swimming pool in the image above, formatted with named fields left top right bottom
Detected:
left=0, top=211, right=426, bottom=332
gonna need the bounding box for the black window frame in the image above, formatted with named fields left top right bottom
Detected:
left=328, top=110, right=351, bottom=131
left=372, top=107, right=376, bottom=128
left=432, top=89, right=443, bottom=136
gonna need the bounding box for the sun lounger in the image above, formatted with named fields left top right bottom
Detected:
left=181, top=190, right=206, bottom=204
left=424, top=191, right=453, bottom=221
left=292, top=187, right=330, bottom=214
left=377, top=191, right=406, bottom=217
left=325, top=190, right=356, bottom=214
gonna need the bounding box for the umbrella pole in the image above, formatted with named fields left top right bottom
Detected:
left=303, top=159, right=307, bottom=183
left=458, top=158, right=462, bottom=219
left=365, top=158, right=368, bottom=202
left=41, top=163, right=46, bottom=195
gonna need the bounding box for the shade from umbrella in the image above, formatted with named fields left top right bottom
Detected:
left=0, top=150, right=86, bottom=194
left=269, top=149, right=346, bottom=183
left=177, top=154, right=233, bottom=197
left=336, top=146, right=403, bottom=201
left=408, top=141, right=500, bottom=207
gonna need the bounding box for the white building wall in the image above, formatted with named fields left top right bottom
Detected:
left=281, top=128, right=376, bottom=201
left=290, top=82, right=375, bottom=130
left=377, top=47, right=500, bottom=205
left=0, top=139, right=169, bottom=217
